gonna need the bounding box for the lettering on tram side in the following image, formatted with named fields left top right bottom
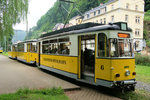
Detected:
left=43, top=58, right=66, bottom=65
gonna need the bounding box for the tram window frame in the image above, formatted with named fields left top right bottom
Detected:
left=118, top=39, right=132, bottom=57
left=18, top=43, right=24, bottom=52
left=109, top=38, right=118, bottom=57
left=42, top=37, right=70, bottom=55
left=58, top=37, right=70, bottom=55
left=27, top=43, right=31, bottom=52
left=98, top=33, right=109, bottom=57
left=31, top=42, right=37, bottom=53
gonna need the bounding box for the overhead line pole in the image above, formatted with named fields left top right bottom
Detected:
left=59, top=0, right=74, bottom=3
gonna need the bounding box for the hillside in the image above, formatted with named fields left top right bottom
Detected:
left=25, top=0, right=108, bottom=40
left=25, top=0, right=150, bottom=40
left=12, top=30, right=26, bottom=43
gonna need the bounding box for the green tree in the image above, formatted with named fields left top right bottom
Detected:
left=145, top=0, right=150, bottom=11
left=0, top=0, right=28, bottom=44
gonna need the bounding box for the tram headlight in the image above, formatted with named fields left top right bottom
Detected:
left=115, top=74, right=120, bottom=77
left=125, top=70, right=130, bottom=76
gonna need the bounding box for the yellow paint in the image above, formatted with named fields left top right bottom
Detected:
left=95, top=59, right=111, bottom=80
left=29, top=52, right=38, bottom=63
left=111, top=59, right=135, bottom=81
left=8, top=51, right=17, bottom=58
left=0, top=50, right=2, bottom=53
left=8, top=52, right=12, bottom=57
left=41, top=54, right=78, bottom=74
left=95, top=58, right=135, bottom=81
left=17, top=52, right=27, bottom=61
left=17, top=52, right=38, bottom=63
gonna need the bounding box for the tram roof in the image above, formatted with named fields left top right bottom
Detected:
left=17, top=39, right=37, bottom=44
left=40, top=22, right=132, bottom=39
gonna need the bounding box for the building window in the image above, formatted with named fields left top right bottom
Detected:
left=104, top=18, right=106, bottom=24
left=111, top=15, right=114, bottom=22
left=100, top=19, right=102, bottom=24
left=111, top=5, right=114, bottom=10
left=135, top=16, right=140, bottom=23
left=98, top=10, right=100, bottom=14
left=125, top=15, right=128, bottom=22
left=94, top=11, right=96, bottom=16
left=135, top=29, right=140, bottom=36
left=135, top=5, right=138, bottom=10
left=104, top=7, right=107, bottom=12
left=87, top=14, right=90, bottom=18
left=96, top=20, right=98, bottom=23
left=126, top=3, right=129, bottom=9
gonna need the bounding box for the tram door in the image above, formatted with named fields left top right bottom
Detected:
left=27, top=43, right=31, bottom=63
left=78, top=35, right=95, bottom=80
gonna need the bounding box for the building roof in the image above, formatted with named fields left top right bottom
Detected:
left=84, top=0, right=116, bottom=14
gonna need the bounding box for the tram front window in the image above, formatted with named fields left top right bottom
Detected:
left=110, top=39, right=133, bottom=57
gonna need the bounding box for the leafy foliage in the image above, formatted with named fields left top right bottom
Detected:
left=135, top=54, right=150, bottom=66
left=25, top=0, right=108, bottom=40
left=144, top=10, right=150, bottom=21
left=145, top=0, right=150, bottom=12
left=0, top=0, right=28, bottom=50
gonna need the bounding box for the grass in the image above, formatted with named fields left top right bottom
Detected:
left=136, top=65, right=150, bottom=84
left=2, top=52, right=8, bottom=56
left=112, top=65, right=150, bottom=100
left=0, top=87, right=69, bottom=100
left=116, top=89, right=150, bottom=100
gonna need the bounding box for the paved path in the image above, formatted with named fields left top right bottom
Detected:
left=0, top=54, right=79, bottom=94
left=136, top=81, right=150, bottom=92
left=0, top=54, right=121, bottom=100
left=66, top=87, right=121, bottom=100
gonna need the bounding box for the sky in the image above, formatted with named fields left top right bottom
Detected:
left=13, top=0, right=57, bottom=31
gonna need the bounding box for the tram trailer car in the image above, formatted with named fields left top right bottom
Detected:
left=0, top=47, right=3, bottom=53
left=8, top=44, right=17, bottom=59
left=37, top=22, right=136, bottom=91
left=17, top=40, right=38, bottom=64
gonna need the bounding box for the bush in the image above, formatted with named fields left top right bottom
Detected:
left=135, top=54, right=150, bottom=66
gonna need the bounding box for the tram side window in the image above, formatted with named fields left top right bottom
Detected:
left=98, top=33, right=109, bottom=57
left=110, top=38, right=118, bottom=57
left=18, top=44, right=24, bottom=52
left=58, top=37, right=70, bottom=55
left=12, top=46, right=16, bottom=52
left=42, top=40, right=49, bottom=54
left=27, top=44, right=30, bottom=52
left=42, top=38, right=70, bottom=55
left=31, top=43, right=37, bottom=53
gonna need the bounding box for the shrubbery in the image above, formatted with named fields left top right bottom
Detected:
left=135, top=54, right=150, bottom=66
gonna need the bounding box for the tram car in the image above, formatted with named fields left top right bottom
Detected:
left=37, top=22, right=136, bottom=90
left=8, top=43, right=17, bottom=59
left=0, top=47, right=3, bottom=53
left=17, top=40, right=38, bottom=64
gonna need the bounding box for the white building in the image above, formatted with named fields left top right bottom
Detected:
left=69, top=0, right=145, bottom=51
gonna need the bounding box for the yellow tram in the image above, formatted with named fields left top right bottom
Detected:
left=37, top=22, right=136, bottom=90
left=0, top=49, right=3, bottom=53
left=9, top=22, right=136, bottom=90
left=8, top=43, right=17, bottom=59
left=17, top=40, right=38, bottom=64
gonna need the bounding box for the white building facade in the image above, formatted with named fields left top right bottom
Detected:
left=69, top=0, right=145, bottom=51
